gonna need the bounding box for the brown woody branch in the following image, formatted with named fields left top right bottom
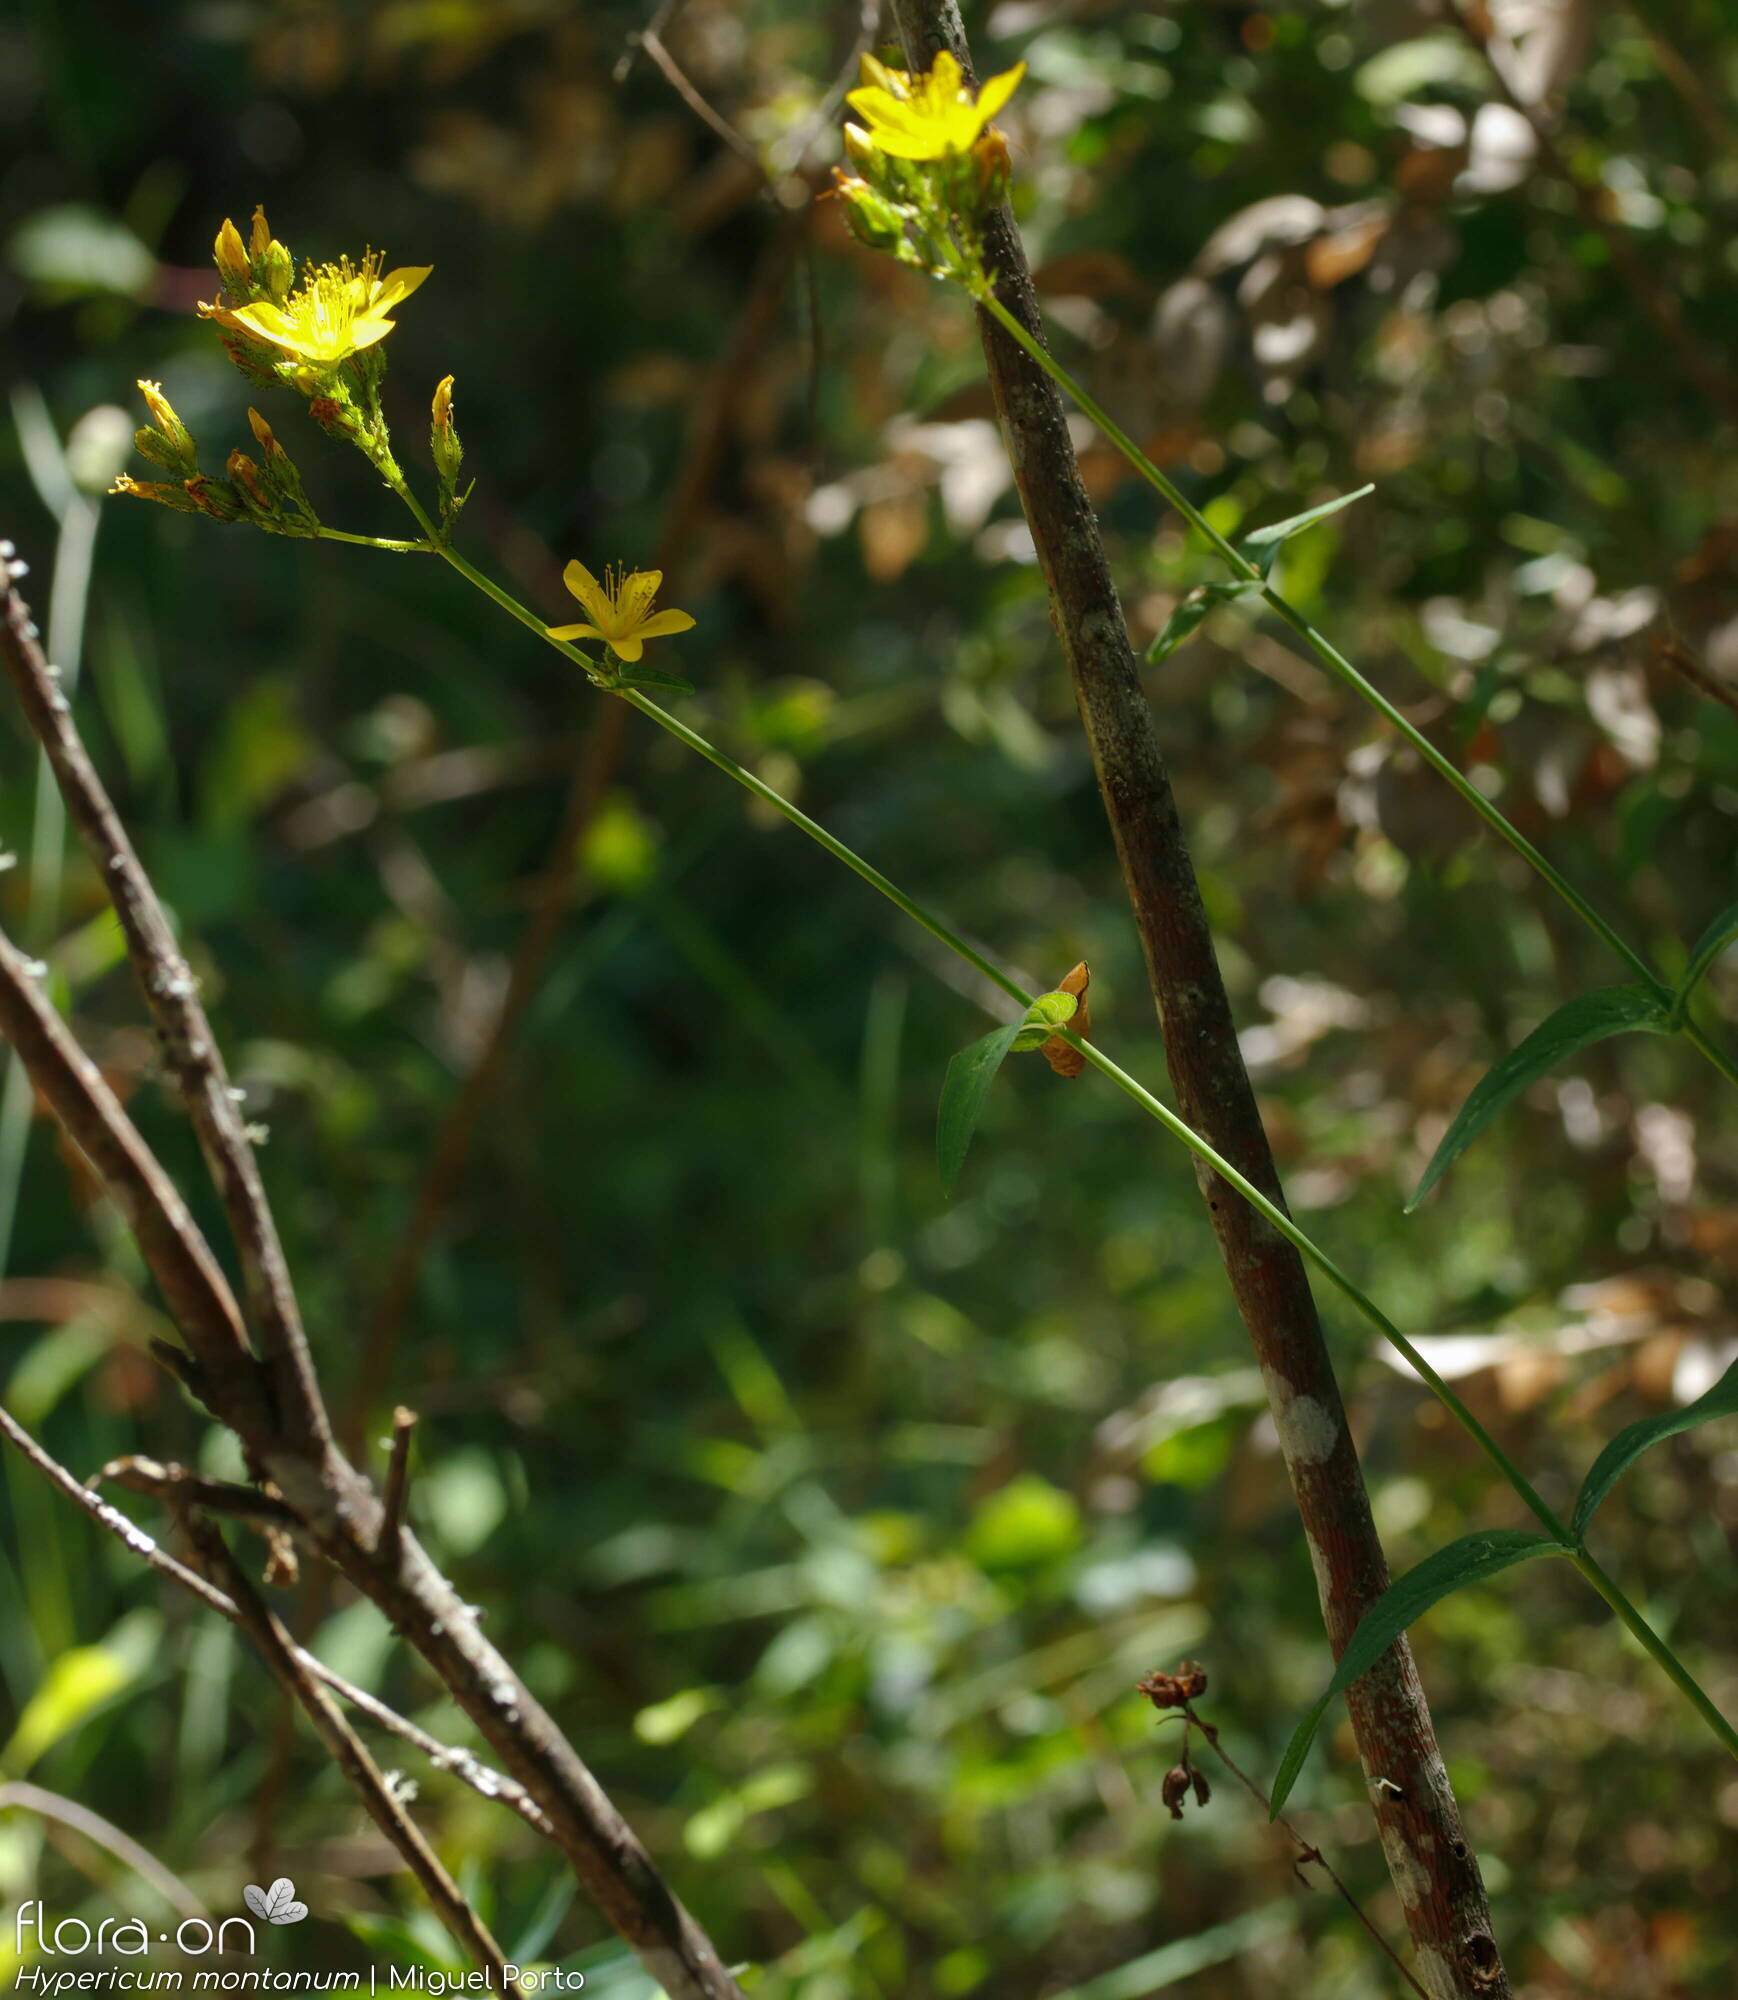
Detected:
left=0, top=553, right=745, bottom=2000
left=1, top=558, right=329, bottom=1459
left=1, top=1400, right=554, bottom=1839
left=186, top=1515, right=522, bottom=1993
left=885, top=6, right=1509, bottom=1994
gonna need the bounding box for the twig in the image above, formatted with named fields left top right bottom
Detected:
left=95, top=1454, right=303, bottom=1533
left=0, top=915, right=272, bottom=1440
left=188, top=1516, right=523, bottom=1994
left=1, top=551, right=749, bottom=2000
left=0, top=557, right=330, bottom=1459
left=0, top=1782, right=207, bottom=1921
left=640, top=28, right=765, bottom=170
left=380, top=1405, right=418, bottom=1554
left=1181, top=1705, right=1431, bottom=2000
left=1444, top=0, right=1738, bottom=429
left=1651, top=629, right=1738, bottom=722
left=887, top=7, right=1509, bottom=1994
left=0, top=1401, right=555, bottom=1837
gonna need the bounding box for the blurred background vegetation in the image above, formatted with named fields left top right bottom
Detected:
left=3, top=0, right=1738, bottom=1994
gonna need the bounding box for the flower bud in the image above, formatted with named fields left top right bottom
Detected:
left=831, top=171, right=911, bottom=255
left=430, top=374, right=463, bottom=490
left=134, top=380, right=199, bottom=477
left=1162, top=1764, right=1191, bottom=1819
left=182, top=475, right=244, bottom=523
left=1190, top=1768, right=1211, bottom=1808
left=226, top=448, right=277, bottom=519
left=971, top=127, right=1012, bottom=209
left=110, top=473, right=201, bottom=514
left=214, top=218, right=252, bottom=295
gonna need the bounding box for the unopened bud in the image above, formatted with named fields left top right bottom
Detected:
left=249, top=205, right=273, bottom=260
left=1190, top=1767, right=1211, bottom=1808
left=430, top=374, right=463, bottom=490
left=110, top=474, right=201, bottom=514
left=214, top=218, right=251, bottom=295
left=182, top=474, right=244, bottom=523
left=247, top=407, right=283, bottom=459
left=226, top=448, right=276, bottom=518
left=1162, top=1764, right=1191, bottom=1820
left=261, top=237, right=293, bottom=303
left=971, top=127, right=1012, bottom=209
left=134, top=380, right=199, bottom=477
left=832, top=170, right=910, bottom=255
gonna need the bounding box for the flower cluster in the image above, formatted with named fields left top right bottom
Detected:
left=831, top=49, right=1024, bottom=282
left=111, top=207, right=695, bottom=687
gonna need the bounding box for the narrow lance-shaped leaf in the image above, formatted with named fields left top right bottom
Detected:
left=1269, top=1530, right=1568, bottom=1817
left=1674, top=896, right=1738, bottom=1021
left=618, top=661, right=695, bottom=695
left=1242, top=483, right=1375, bottom=578
left=936, top=1023, right=1021, bottom=1196
left=1572, top=1352, right=1738, bottom=1541
left=1407, top=985, right=1674, bottom=1212
left=1146, top=580, right=1261, bottom=663
left=937, top=991, right=1081, bottom=1195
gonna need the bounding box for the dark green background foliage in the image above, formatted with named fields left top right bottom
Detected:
left=3, top=1, right=1738, bottom=1993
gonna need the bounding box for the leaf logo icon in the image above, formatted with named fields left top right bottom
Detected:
left=243, top=1878, right=309, bottom=1925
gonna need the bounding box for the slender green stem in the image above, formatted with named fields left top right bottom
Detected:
left=1571, top=1548, right=1738, bottom=1760
left=376, top=460, right=1736, bottom=1766
left=1062, top=1033, right=1570, bottom=1539
left=312, top=526, right=435, bottom=554
left=973, top=288, right=1738, bottom=1093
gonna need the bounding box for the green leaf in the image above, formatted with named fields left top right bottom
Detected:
left=1675, top=896, right=1738, bottom=1020
left=1407, top=984, right=1674, bottom=1211
left=619, top=661, right=695, bottom=694
left=1145, top=580, right=1260, bottom=663
left=1269, top=1530, right=1567, bottom=1816
left=1240, top=488, right=1376, bottom=576
left=1011, top=989, right=1078, bottom=1051
left=936, top=1023, right=1021, bottom=1195
left=1572, top=1353, right=1738, bottom=1541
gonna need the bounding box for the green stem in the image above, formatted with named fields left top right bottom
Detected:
left=973, top=289, right=1738, bottom=1094
left=312, top=526, right=436, bottom=554
left=1571, top=1548, right=1738, bottom=1760
left=377, top=463, right=1737, bottom=1766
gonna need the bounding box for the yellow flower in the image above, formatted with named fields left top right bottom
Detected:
left=844, top=49, right=1025, bottom=162
left=219, top=250, right=432, bottom=366
left=546, top=562, right=696, bottom=664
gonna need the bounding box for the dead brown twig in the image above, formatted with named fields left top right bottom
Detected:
left=0, top=549, right=745, bottom=2000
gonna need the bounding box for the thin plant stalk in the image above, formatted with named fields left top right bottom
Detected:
left=362, top=481, right=1738, bottom=1767
left=970, top=289, right=1738, bottom=1095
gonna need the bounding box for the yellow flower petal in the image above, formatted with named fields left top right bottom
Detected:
left=616, top=568, right=663, bottom=625
left=562, top=560, right=612, bottom=625
left=347, top=315, right=397, bottom=352
left=374, top=265, right=433, bottom=309
left=226, top=301, right=304, bottom=352
left=633, top=609, right=697, bottom=638
left=545, top=622, right=602, bottom=642
left=609, top=636, right=645, bottom=663
left=974, top=61, right=1026, bottom=125
left=929, top=49, right=963, bottom=97
left=857, top=53, right=910, bottom=96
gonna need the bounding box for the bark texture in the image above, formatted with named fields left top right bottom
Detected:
left=886, top=7, right=1508, bottom=1993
